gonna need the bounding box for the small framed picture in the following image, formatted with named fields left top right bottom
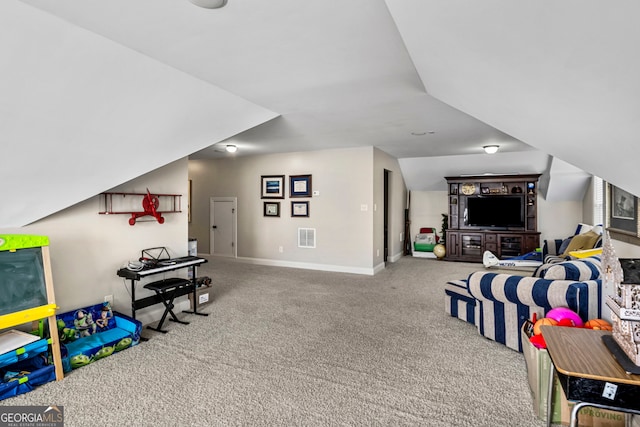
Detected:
left=290, top=175, right=312, bottom=198
left=261, top=175, right=285, bottom=199
left=291, top=201, right=309, bottom=217
left=481, top=187, right=489, bottom=195
left=264, top=202, right=280, bottom=217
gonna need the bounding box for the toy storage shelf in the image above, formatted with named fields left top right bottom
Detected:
left=0, top=235, right=65, bottom=401
left=0, top=336, right=57, bottom=401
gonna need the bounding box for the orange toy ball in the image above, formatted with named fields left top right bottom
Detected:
left=533, top=318, right=558, bottom=335
left=584, top=319, right=613, bottom=331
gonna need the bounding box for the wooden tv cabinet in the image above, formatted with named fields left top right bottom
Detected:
left=445, top=174, right=541, bottom=262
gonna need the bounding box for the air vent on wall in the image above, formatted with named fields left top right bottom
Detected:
left=298, top=228, right=316, bottom=248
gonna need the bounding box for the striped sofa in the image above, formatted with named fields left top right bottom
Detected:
left=445, top=256, right=603, bottom=352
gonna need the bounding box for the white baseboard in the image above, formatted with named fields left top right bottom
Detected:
left=209, top=251, right=407, bottom=276
left=234, top=256, right=377, bottom=275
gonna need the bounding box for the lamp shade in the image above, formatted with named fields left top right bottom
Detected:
left=189, top=0, right=228, bottom=9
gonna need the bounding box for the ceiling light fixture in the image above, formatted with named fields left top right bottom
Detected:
left=189, top=0, right=228, bottom=9
left=225, top=144, right=237, bottom=153
left=483, top=145, right=499, bottom=154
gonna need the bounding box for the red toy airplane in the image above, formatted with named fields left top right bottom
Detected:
left=129, top=189, right=164, bottom=225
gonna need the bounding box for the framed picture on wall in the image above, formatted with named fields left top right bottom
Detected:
left=290, top=175, right=312, bottom=197
left=264, top=202, right=280, bottom=217
left=607, top=183, right=639, bottom=237
left=261, top=175, right=285, bottom=199
left=291, top=201, right=309, bottom=217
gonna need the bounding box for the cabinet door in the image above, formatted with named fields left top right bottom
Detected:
left=446, top=231, right=459, bottom=258
left=498, top=234, right=523, bottom=258
left=485, top=233, right=497, bottom=253
left=524, top=234, right=540, bottom=254
left=460, top=233, right=483, bottom=259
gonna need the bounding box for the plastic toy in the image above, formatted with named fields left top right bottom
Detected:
left=483, top=250, right=542, bottom=269
left=533, top=317, right=558, bottom=335
left=546, top=307, right=584, bottom=327
left=584, top=318, right=613, bottom=331
left=529, top=334, right=547, bottom=349
left=557, top=318, right=577, bottom=327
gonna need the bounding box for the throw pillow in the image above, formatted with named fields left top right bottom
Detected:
left=574, top=223, right=594, bottom=235
left=535, top=257, right=602, bottom=281
left=561, top=230, right=601, bottom=257
left=557, top=237, right=573, bottom=256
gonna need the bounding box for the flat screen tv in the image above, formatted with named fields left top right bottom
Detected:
left=466, top=196, right=524, bottom=228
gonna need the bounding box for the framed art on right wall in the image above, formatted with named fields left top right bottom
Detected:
left=607, top=183, right=639, bottom=238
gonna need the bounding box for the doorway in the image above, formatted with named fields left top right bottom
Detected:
left=384, top=169, right=390, bottom=263
left=210, top=197, right=237, bottom=257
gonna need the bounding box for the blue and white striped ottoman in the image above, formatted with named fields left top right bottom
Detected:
left=444, top=279, right=476, bottom=325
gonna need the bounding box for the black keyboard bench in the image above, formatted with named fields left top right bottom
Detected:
left=144, top=278, right=192, bottom=333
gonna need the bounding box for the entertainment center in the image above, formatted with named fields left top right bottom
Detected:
left=445, top=174, right=541, bottom=262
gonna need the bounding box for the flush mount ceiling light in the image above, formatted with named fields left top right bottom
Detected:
left=189, top=0, right=227, bottom=9
left=225, top=144, right=237, bottom=153
left=483, top=145, right=499, bottom=154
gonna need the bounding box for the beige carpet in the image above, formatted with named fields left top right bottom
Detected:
left=0, top=256, right=546, bottom=426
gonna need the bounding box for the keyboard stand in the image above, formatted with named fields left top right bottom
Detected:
left=116, top=256, right=208, bottom=340
left=144, top=278, right=192, bottom=333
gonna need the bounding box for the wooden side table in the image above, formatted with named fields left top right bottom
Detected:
left=541, top=326, right=640, bottom=427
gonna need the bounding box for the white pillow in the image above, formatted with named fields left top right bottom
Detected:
left=575, top=223, right=593, bottom=235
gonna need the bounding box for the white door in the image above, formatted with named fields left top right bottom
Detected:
left=210, top=197, right=237, bottom=257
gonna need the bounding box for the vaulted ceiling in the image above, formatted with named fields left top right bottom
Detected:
left=2, top=0, right=638, bottom=227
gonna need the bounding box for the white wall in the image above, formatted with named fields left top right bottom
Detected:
left=408, top=190, right=448, bottom=243
left=0, top=2, right=277, bottom=228
left=189, top=147, right=406, bottom=274
left=537, top=198, right=584, bottom=243
left=0, top=159, right=190, bottom=325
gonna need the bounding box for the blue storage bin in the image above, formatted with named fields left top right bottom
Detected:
left=0, top=338, right=49, bottom=369
left=0, top=351, right=56, bottom=401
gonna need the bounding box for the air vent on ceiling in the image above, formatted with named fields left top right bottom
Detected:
left=298, top=228, right=316, bottom=248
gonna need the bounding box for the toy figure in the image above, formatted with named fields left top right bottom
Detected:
left=96, top=302, right=113, bottom=329
left=74, top=309, right=96, bottom=337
